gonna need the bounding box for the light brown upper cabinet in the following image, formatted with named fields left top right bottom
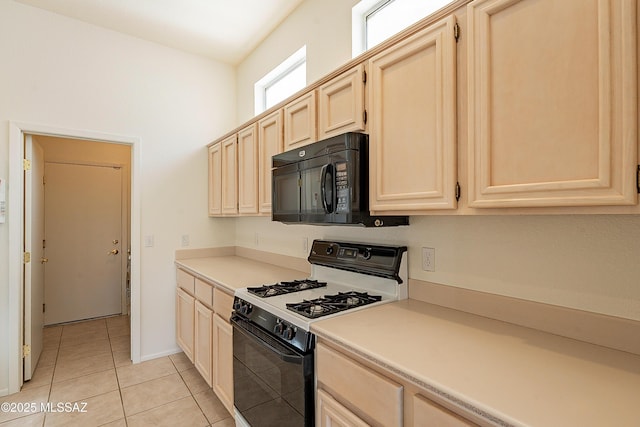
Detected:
left=284, top=91, right=317, bottom=151
left=368, top=16, right=458, bottom=214
left=467, top=0, right=638, bottom=208
left=221, top=134, right=238, bottom=215
left=208, top=143, right=222, bottom=216
left=258, top=110, right=284, bottom=214
left=237, top=123, right=259, bottom=215
left=318, top=64, right=366, bottom=139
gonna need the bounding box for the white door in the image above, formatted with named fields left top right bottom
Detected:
left=23, top=135, right=45, bottom=380
left=44, top=162, right=123, bottom=325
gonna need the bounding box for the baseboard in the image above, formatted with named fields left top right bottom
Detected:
left=409, top=279, right=640, bottom=356
left=139, top=347, right=183, bottom=363
left=0, top=388, right=9, bottom=398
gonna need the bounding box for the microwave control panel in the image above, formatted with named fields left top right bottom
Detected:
left=335, top=162, right=349, bottom=213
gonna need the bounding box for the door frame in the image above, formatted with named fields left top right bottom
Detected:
left=8, top=121, right=142, bottom=394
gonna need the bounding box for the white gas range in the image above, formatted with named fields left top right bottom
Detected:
left=231, top=240, right=408, bottom=427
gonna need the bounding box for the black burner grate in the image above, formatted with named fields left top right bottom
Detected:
left=247, top=279, right=327, bottom=298
left=286, top=291, right=382, bottom=319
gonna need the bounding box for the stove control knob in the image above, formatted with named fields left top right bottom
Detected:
left=241, top=303, right=253, bottom=315
left=283, top=326, right=295, bottom=340
left=363, top=248, right=372, bottom=260
left=274, top=322, right=285, bottom=335
left=326, top=246, right=334, bottom=255
left=233, top=300, right=242, bottom=311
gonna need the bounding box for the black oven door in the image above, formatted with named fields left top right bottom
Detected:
left=232, top=316, right=314, bottom=427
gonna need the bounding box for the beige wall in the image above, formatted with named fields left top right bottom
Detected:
left=233, top=0, right=640, bottom=322
left=0, top=1, right=237, bottom=394
left=235, top=0, right=360, bottom=124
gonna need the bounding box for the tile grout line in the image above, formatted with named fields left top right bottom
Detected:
left=108, top=319, right=129, bottom=427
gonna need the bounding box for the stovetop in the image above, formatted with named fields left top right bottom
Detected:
left=233, top=240, right=408, bottom=333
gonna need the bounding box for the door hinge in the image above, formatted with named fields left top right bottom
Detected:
left=455, top=182, right=461, bottom=201
left=362, top=70, right=367, bottom=84
left=24, top=252, right=31, bottom=263
left=23, top=344, right=31, bottom=358
left=454, top=23, right=460, bottom=42
left=43, top=303, right=46, bottom=313
left=23, top=159, right=31, bottom=171
left=636, top=165, right=640, bottom=194
left=363, top=110, right=368, bottom=125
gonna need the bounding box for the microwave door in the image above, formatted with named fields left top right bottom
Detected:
left=272, top=162, right=300, bottom=223
left=300, top=159, right=335, bottom=222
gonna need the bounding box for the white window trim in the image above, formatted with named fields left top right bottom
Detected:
left=352, top=0, right=388, bottom=58
left=254, top=45, right=306, bottom=115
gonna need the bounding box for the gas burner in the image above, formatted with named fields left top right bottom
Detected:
left=286, top=291, right=382, bottom=319
left=247, top=279, right=327, bottom=298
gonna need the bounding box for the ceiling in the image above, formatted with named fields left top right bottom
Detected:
left=15, top=0, right=305, bottom=64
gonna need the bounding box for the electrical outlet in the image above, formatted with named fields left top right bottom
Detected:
left=422, top=247, right=435, bottom=272
left=181, top=234, right=190, bottom=247
left=254, top=232, right=260, bottom=246
left=144, top=235, right=154, bottom=247
left=302, top=237, right=309, bottom=254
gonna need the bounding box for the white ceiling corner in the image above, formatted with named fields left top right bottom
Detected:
left=14, top=0, right=305, bottom=64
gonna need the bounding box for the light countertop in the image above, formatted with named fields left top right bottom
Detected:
left=311, top=299, right=640, bottom=427
left=175, top=255, right=308, bottom=293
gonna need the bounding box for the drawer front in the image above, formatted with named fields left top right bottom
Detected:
left=195, top=278, right=213, bottom=308
left=213, top=288, right=234, bottom=321
left=176, top=269, right=195, bottom=294
left=316, top=342, right=403, bottom=427
left=412, top=394, right=476, bottom=427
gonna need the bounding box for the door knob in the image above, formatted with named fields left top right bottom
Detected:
left=108, top=249, right=119, bottom=255
left=112, top=240, right=119, bottom=244
left=40, top=257, right=48, bottom=264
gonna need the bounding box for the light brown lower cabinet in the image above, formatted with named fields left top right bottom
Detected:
left=194, top=300, right=213, bottom=387
left=176, top=287, right=195, bottom=363
left=176, top=269, right=234, bottom=412
left=317, top=389, right=369, bottom=427
left=212, top=313, right=234, bottom=414
left=316, top=341, right=478, bottom=427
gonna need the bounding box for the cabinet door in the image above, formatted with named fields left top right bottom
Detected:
left=212, top=314, right=234, bottom=414
left=411, top=394, right=476, bottom=427
left=221, top=134, right=238, bottom=215
left=318, top=64, right=366, bottom=139
left=194, top=300, right=213, bottom=387
left=368, top=16, right=458, bottom=213
left=317, top=389, right=369, bottom=427
left=238, top=123, right=259, bottom=215
left=284, top=91, right=317, bottom=150
left=176, top=287, right=195, bottom=363
left=316, top=343, right=402, bottom=427
left=467, top=0, right=637, bottom=208
left=207, top=143, right=222, bottom=216
left=258, top=110, right=284, bottom=214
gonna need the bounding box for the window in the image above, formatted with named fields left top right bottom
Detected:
left=255, top=46, right=306, bottom=115
left=352, top=0, right=453, bottom=56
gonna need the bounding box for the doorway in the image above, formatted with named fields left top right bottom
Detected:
left=8, top=122, right=142, bottom=395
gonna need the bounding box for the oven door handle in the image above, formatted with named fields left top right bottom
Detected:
left=231, top=316, right=304, bottom=364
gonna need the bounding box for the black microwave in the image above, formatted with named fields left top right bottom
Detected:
left=271, top=132, right=408, bottom=227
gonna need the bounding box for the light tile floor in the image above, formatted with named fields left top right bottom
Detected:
left=0, top=316, right=233, bottom=427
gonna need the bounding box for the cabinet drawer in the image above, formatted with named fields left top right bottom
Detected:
left=214, top=288, right=234, bottom=321
left=176, top=269, right=195, bottom=294
left=412, top=394, right=476, bottom=427
left=317, top=342, right=402, bottom=427
left=195, top=278, right=213, bottom=308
